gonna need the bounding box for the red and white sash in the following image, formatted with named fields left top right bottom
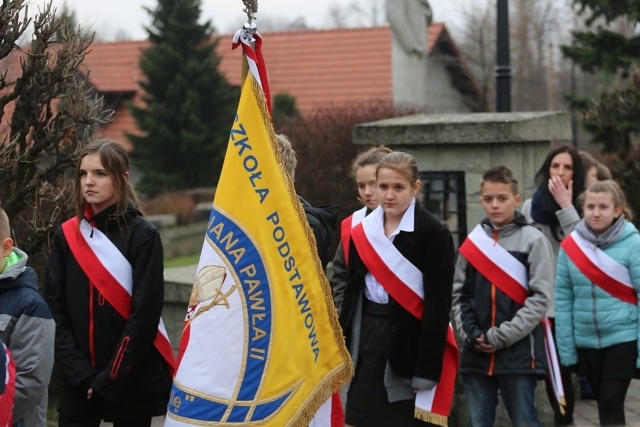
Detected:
left=459, top=224, right=565, bottom=412
left=459, top=225, right=530, bottom=303
left=340, top=207, right=367, bottom=264
left=351, top=213, right=458, bottom=427
left=561, top=231, right=637, bottom=305
left=62, top=217, right=176, bottom=375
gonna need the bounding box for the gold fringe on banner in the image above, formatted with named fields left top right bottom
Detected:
left=559, top=396, right=566, bottom=415
left=414, top=408, right=449, bottom=427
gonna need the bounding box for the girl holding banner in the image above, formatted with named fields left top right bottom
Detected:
left=339, top=151, right=456, bottom=427
left=555, top=180, right=640, bottom=426
left=45, top=139, right=174, bottom=426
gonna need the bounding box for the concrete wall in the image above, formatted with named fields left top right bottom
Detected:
left=158, top=221, right=208, bottom=259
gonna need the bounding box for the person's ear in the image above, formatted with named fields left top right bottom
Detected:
left=124, top=171, right=130, bottom=181
left=413, top=180, right=422, bottom=196
left=614, top=205, right=623, bottom=219
left=515, top=193, right=522, bottom=208
left=1, top=238, right=13, bottom=257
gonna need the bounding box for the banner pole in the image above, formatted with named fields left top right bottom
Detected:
left=241, top=0, right=258, bottom=84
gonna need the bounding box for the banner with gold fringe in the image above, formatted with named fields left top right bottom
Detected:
left=164, top=73, right=352, bottom=426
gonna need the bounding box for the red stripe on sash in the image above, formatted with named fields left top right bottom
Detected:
left=331, top=391, right=344, bottom=426
left=351, top=223, right=423, bottom=319
left=154, top=331, right=175, bottom=375
left=561, top=234, right=637, bottom=305
left=340, top=215, right=352, bottom=264
left=459, top=238, right=528, bottom=306
left=427, top=327, right=458, bottom=419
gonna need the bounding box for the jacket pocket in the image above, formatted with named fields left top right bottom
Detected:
left=111, top=336, right=130, bottom=377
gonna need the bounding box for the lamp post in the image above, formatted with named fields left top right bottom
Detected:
left=496, top=0, right=511, bottom=112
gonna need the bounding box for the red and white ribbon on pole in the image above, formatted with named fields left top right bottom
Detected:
left=232, top=26, right=272, bottom=115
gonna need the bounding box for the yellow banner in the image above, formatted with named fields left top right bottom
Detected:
left=166, top=75, right=352, bottom=426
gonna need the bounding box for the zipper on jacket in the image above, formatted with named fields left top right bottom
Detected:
left=530, top=334, right=535, bottom=369
left=488, top=283, right=497, bottom=376
left=488, top=228, right=499, bottom=375
left=89, top=282, right=96, bottom=367
left=591, top=284, right=603, bottom=347
left=111, top=336, right=130, bottom=377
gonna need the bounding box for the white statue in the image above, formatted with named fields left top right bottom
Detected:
left=386, top=0, right=432, bottom=109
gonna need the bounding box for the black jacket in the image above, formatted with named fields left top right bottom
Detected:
left=45, top=203, right=171, bottom=419
left=339, top=203, right=455, bottom=383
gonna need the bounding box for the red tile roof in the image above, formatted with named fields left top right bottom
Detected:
left=84, top=40, right=148, bottom=93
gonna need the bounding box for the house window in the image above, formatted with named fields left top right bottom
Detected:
left=419, top=171, right=467, bottom=248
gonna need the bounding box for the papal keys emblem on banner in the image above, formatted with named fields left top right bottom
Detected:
left=168, top=207, right=300, bottom=424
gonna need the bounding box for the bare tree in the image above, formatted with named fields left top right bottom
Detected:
left=0, top=0, right=112, bottom=273
left=325, top=0, right=385, bottom=28
left=454, top=1, right=495, bottom=112
left=455, top=0, right=580, bottom=113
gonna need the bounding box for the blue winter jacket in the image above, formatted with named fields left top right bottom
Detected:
left=555, top=221, right=640, bottom=368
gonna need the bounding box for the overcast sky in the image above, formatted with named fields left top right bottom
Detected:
left=41, top=0, right=471, bottom=41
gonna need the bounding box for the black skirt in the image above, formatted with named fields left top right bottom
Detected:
left=345, top=299, right=432, bottom=427
left=577, top=340, right=637, bottom=380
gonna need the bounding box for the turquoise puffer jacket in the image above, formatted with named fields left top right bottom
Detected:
left=555, top=221, right=640, bottom=368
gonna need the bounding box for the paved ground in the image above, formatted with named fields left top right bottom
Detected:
left=156, top=381, right=640, bottom=426
left=52, top=379, right=640, bottom=426
left=573, top=378, right=640, bottom=426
